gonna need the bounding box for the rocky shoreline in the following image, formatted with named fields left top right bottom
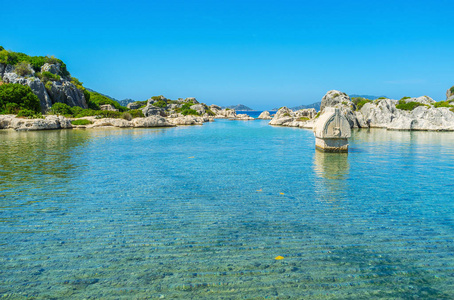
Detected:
left=268, top=88, right=454, bottom=131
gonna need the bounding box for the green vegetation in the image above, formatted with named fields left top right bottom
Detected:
left=176, top=101, right=199, bottom=116
left=0, top=83, right=41, bottom=114
left=332, top=93, right=340, bottom=98
left=315, top=112, right=321, bottom=118
left=70, top=77, right=90, bottom=103
left=48, top=102, right=144, bottom=119
left=352, top=97, right=372, bottom=111
left=433, top=101, right=453, bottom=108
left=0, top=49, right=69, bottom=76
left=50, top=103, right=73, bottom=116
left=377, top=97, right=387, bottom=99
left=396, top=99, right=428, bottom=111
left=128, top=109, right=144, bottom=118
left=71, top=119, right=92, bottom=126
left=450, top=86, right=454, bottom=94
left=400, top=96, right=411, bottom=101
left=16, top=109, right=43, bottom=118
left=297, top=117, right=310, bottom=121
left=88, top=91, right=127, bottom=112
left=152, top=100, right=167, bottom=108
left=283, top=113, right=291, bottom=117
left=37, top=71, right=61, bottom=82
left=14, top=61, right=33, bottom=76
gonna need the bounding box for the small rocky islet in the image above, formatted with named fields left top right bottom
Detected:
left=1, top=46, right=454, bottom=131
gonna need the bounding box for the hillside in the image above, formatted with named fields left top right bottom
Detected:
left=224, top=104, right=254, bottom=111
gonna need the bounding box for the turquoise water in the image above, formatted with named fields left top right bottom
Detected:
left=1, top=120, right=454, bottom=299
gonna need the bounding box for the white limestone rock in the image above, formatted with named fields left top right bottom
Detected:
left=132, top=116, right=174, bottom=128
left=99, top=104, right=118, bottom=111
left=257, top=111, right=272, bottom=120
left=47, top=81, right=88, bottom=108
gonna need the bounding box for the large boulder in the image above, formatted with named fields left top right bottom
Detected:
left=142, top=105, right=166, bottom=117
left=41, top=63, right=60, bottom=75
left=167, top=115, right=204, bottom=125
left=127, top=102, right=142, bottom=109
left=92, top=118, right=131, bottom=128
left=99, top=104, right=118, bottom=111
left=320, top=90, right=355, bottom=112
left=132, top=116, right=174, bottom=127
left=47, top=81, right=88, bottom=108
left=190, top=104, right=205, bottom=115
left=257, top=111, right=272, bottom=120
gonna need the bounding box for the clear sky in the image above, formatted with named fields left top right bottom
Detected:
left=2, top=0, right=453, bottom=109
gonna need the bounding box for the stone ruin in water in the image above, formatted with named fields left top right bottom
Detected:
left=313, top=107, right=351, bottom=152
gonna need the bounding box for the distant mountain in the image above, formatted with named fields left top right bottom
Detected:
left=86, top=88, right=136, bottom=106
left=223, top=104, right=255, bottom=111
left=290, top=102, right=321, bottom=111
left=349, top=94, right=387, bottom=100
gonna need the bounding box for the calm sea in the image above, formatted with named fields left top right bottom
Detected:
left=237, top=111, right=276, bottom=118
left=1, top=120, right=453, bottom=299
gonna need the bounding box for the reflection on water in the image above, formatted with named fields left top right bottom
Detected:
left=1, top=123, right=454, bottom=299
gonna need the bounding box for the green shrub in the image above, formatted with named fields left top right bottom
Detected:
left=88, top=91, right=126, bottom=112
left=71, top=119, right=92, bottom=125
left=50, top=103, right=73, bottom=115
left=297, top=117, right=310, bottom=121
left=17, top=109, right=40, bottom=118
left=45, top=81, right=53, bottom=92
left=128, top=109, right=144, bottom=118
left=396, top=99, right=427, bottom=111
left=152, top=100, right=167, bottom=108
left=205, top=108, right=215, bottom=116
left=74, top=109, right=98, bottom=118
left=121, top=112, right=132, bottom=121
left=0, top=50, right=18, bottom=65
left=151, top=95, right=165, bottom=101
left=15, top=61, right=33, bottom=76
left=450, top=86, right=454, bottom=94
left=352, top=97, right=372, bottom=111
left=0, top=83, right=41, bottom=113
left=181, top=108, right=198, bottom=116
left=377, top=97, right=387, bottom=99
left=0, top=46, right=4, bottom=51
left=433, top=101, right=453, bottom=108
left=400, top=96, right=411, bottom=101
left=97, top=110, right=122, bottom=118
left=38, top=71, right=61, bottom=82
left=315, top=112, right=321, bottom=118
left=3, top=102, right=20, bottom=114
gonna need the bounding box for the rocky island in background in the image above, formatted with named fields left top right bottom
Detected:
left=0, top=46, right=253, bottom=131
left=1, top=46, right=454, bottom=132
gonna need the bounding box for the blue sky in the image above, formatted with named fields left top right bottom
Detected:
left=2, top=0, right=453, bottom=109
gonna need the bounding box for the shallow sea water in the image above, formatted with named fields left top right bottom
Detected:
left=1, top=120, right=453, bottom=299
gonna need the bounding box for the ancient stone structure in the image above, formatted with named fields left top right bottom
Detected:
left=313, top=107, right=351, bottom=152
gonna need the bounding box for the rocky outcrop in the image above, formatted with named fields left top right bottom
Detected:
left=132, top=116, right=174, bottom=128
left=167, top=115, right=204, bottom=125
left=320, top=90, right=355, bottom=112
left=41, top=63, right=60, bottom=75
left=190, top=104, right=206, bottom=115
left=47, top=81, right=87, bottom=108
left=447, top=86, right=454, bottom=101
left=126, top=102, right=142, bottom=109
left=0, top=115, right=72, bottom=131
left=358, top=101, right=454, bottom=131
left=142, top=105, right=166, bottom=117
left=269, top=107, right=316, bottom=128
left=257, top=111, right=272, bottom=120
left=2, top=64, right=87, bottom=112
left=92, top=118, right=131, bottom=128
left=99, top=104, right=118, bottom=111
left=2, top=72, right=53, bottom=112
